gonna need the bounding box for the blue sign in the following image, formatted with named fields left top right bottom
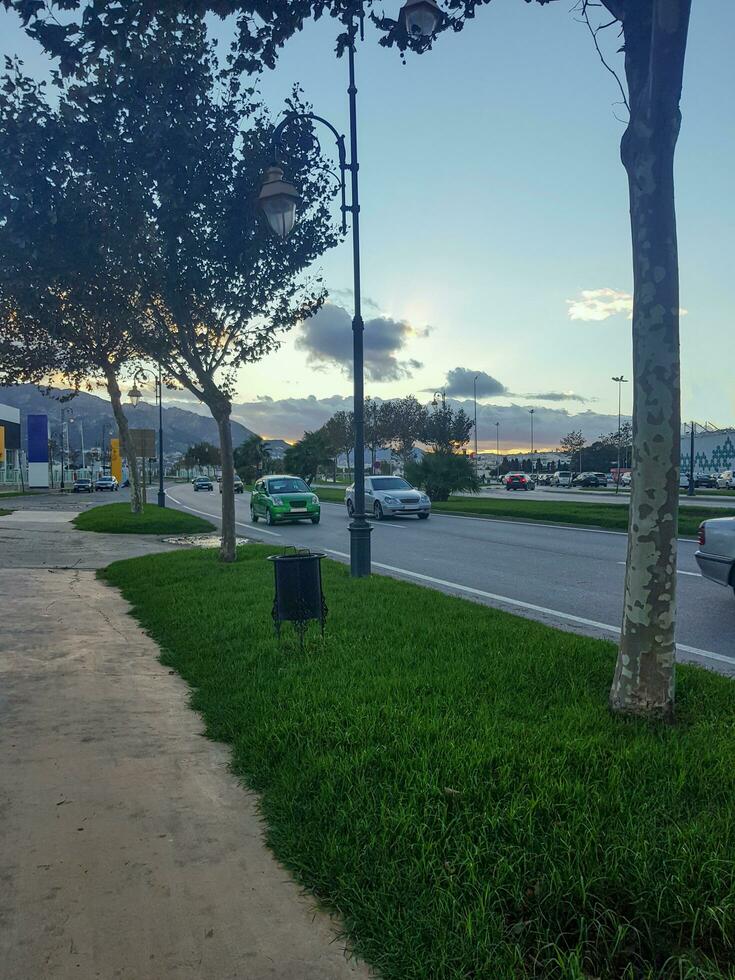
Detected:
left=27, top=414, right=49, bottom=463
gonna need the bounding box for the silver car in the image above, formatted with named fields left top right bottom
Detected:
left=696, top=517, right=735, bottom=598
left=345, top=476, right=431, bottom=521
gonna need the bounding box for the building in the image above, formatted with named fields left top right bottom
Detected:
left=680, top=425, right=735, bottom=477
left=0, top=401, right=21, bottom=486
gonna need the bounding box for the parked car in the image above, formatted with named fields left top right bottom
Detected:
left=219, top=475, right=244, bottom=494
left=94, top=475, right=119, bottom=491
left=250, top=475, right=320, bottom=525
left=717, top=471, right=734, bottom=489
left=552, top=470, right=572, bottom=487
left=504, top=472, right=535, bottom=491
left=72, top=478, right=93, bottom=493
left=696, top=474, right=718, bottom=489
left=620, top=472, right=632, bottom=488
left=535, top=473, right=551, bottom=486
left=696, top=517, right=735, bottom=598
left=192, top=476, right=214, bottom=492
left=345, top=476, right=431, bottom=520
left=572, top=472, right=605, bottom=488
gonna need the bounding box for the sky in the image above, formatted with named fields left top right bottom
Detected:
left=1, top=0, right=733, bottom=451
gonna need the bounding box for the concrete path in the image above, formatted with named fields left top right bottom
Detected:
left=0, top=517, right=369, bottom=979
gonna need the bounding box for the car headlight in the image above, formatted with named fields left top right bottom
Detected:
left=271, top=495, right=283, bottom=506
left=383, top=495, right=398, bottom=504
left=420, top=494, right=429, bottom=502
left=311, top=494, right=318, bottom=504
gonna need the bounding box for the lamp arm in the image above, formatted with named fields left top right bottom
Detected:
left=272, top=111, right=349, bottom=234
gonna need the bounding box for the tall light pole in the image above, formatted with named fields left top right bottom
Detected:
left=59, top=407, right=73, bottom=490
left=529, top=408, right=535, bottom=470
left=128, top=366, right=166, bottom=508
left=612, top=375, right=629, bottom=494
left=495, top=421, right=500, bottom=482
left=473, top=374, right=479, bottom=477
left=431, top=389, right=447, bottom=410
left=688, top=420, right=696, bottom=497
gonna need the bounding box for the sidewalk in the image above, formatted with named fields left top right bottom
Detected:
left=0, top=512, right=369, bottom=979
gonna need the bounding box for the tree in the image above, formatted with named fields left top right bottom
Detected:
left=558, top=430, right=587, bottom=473
left=422, top=402, right=473, bottom=453
left=9, top=16, right=338, bottom=562
left=406, top=452, right=479, bottom=502
left=383, top=396, right=427, bottom=472
left=322, top=410, right=354, bottom=479
left=0, top=66, right=150, bottom=512
left=183, top=441, right=220, bottom=469
left=234, top=434, right=270, bottom=483
left=6, top=0, right=694, bottom=714
left=283, top=430, right=331, bottom=485
left=364, top=396, right=391, bottom=471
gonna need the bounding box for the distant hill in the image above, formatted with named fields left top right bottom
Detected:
left=0, top=385, right=256, bottom=455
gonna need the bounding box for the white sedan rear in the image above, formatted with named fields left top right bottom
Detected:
left=696, top=517, right=735, bottom=598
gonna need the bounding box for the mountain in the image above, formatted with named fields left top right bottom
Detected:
left=0, top=385, right=256, bottom=456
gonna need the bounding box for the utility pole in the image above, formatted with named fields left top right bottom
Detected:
left=612, top=375, right=629, bottom=494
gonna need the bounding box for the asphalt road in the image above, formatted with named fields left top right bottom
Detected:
left=166, top=483, right=735, bottom=671
left=453, top=485, right=735, bottom=509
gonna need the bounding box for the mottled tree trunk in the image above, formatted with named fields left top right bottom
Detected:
left=609, top=0, right=691, bottom=720
left=210, top=396, right=236, bottom=563
left=105, top=367, right=145, bottom=515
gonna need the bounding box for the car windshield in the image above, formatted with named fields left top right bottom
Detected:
left=268, top=478, right=309, bottom=494
left=557, top=471, right=571, bottom=477
left=370, top=478, right=411, bottom=490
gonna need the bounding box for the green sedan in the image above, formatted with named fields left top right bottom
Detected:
left=250, top=475, right=321, bottom=526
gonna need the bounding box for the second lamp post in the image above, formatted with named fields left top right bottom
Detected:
left=128, top=366, right=166, bottom=509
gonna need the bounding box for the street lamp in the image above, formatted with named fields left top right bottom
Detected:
left=529, top=408, right=535, bottom=466
left=399, top=0, right=443, bottom=38
left=59, top=407, right=73, bottom=490
left=128, top=366, right=166, bottom=508
left=687, top=420, right=697, bottom=497
left=612, top=375, right=629, bottom=494
left=473, top=374, right=479, bottom=477
left=259, top=14, right=372, bottom=576
left=495, top=420, right=500, bottom=482
left=431, top=389, right=446, bottom=410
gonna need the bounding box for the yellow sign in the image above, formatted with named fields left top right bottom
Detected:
left=110, top=438, right=122, bottom=483
left=0, top=425, right=5, bottom=462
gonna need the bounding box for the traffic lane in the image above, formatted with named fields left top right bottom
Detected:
left=166, top=486, right=734, bottom=662
left=458, top=486, right=735, bottom=510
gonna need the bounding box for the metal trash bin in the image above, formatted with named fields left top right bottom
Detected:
left=268, top=549, right=327, bottom=647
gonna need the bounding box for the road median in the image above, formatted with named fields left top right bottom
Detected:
left=73, top=501, right=214, bottom=535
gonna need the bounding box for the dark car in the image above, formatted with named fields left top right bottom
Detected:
left=193, top=476, right=214, bottom=492
left=572, top=472, right=603, bottom=488
left=73, top=478, right=93, bottom=493
left=505, top=472, right=534, bottom=491
left=695, top=475, right=718, bottom=489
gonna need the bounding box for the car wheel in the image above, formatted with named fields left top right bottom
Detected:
left=418, top=512, right=429, bottom=520
left=265, top=508, right=275, bottom=526
left=373, top=502, right=384, bottom=521
left=311, top=516, right=320, bottom=525
left=250, top=507, right=259, bottom=523
left=346, top=499, right=355, bottom=517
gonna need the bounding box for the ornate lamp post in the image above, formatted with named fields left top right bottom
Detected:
left=128, top=366, right=166, bottom=508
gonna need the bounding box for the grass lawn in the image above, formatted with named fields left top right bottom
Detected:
left=74, top=502, right=214, bottom=535
left=104, top=544, right=735, bottom=979
left=432, top=497, right=730, bottom=536
left=0, top=508, right=11, bottom=516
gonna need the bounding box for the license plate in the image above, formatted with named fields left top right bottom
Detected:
left=290, top=507, right=307, bottom=513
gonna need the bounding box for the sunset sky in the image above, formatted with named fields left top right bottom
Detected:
left=2, top=0, right=733, bottom=450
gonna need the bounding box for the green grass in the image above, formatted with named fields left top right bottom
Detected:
left=103, top=544, right=735, bottom=980
left=431, top=497, right=731, bottom=536
left=74, top=502, right=214, bottom=535
left=0, top=508, right=11, bottom=516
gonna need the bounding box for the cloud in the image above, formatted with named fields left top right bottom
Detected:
left=567, top=287, right=688, bottom=322
left=470, top=402, right=626, bottom=452
left=567, top=288, right=632, bottom=321
left=439, top=367, right=507, bottom=399
left=520, top=391, right=592, bottom=403
left=230, top=394, right=353, bottom=441
left=296, top=303, right=425, bottom=382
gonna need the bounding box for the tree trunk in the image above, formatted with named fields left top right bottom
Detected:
left=609, top=0, right=692, bottom=720
left=210, top=396, right=236, bottom=563
left=105, top=367, right=145, bottom=514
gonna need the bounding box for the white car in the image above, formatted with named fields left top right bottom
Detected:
left=717, top=470, right=734, bottom=489
left=345, top=476, right=431, bottom=520
left=696, top=517, right=735, bottom=598
left=552, top=470, right=572, bottom=487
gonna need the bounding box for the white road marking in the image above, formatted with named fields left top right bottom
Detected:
left=616, top=561, right=700, bottom=577
left=165, top=491, right=282, bottom=536
left=321, top=550, right=728, bottom=666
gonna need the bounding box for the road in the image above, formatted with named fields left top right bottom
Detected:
left=167, top=484, right=735, bottom=671
left=450, top=485, right=735, bottom=509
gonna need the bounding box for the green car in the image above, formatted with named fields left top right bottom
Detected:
left=250, top=475, right=321, bottom=526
